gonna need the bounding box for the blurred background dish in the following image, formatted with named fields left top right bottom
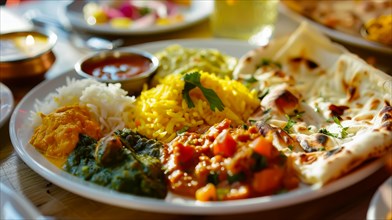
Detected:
left=64, top=0, right=213, bottom=36
left=0, top=182, right=45, bottom=219
left=279, top=0, right=392, bottom=54
left=0, top=82, right=14, bottom=128
left=367, top=177, right=392, bottom=220
left=210, top=0, right=279, bottom=46
left=26, top=12, right=124, bottom=51
left=0, top=28, right=57, bottom=83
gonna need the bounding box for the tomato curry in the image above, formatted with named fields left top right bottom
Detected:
left=161, top=119, right=299, bottom=201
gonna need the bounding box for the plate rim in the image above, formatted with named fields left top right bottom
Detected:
left=367, top=177, right=392, bottom=220
left=64, top=0, right=213, bottom=36
left=9, top=39, right=385, bottom=215
left=0, top=182, right=44, bottom=219
left=278, top=3, right=392, bottom=54
left=0, top=82, right=14, bottom=128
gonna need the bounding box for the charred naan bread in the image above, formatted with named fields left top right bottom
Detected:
left=235, top=22, right=392, bottom=186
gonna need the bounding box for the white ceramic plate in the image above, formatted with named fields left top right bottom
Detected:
left=367, top=177, right=392, bottom=220
left=279, top=3, right=392, bottom=54
left=0, top=182, right=45, bottom=220
left=64, top=0, right=213, bottom=36
left=9, top=39, right=385, bottom=215
left=0, top=82, right=14, bottom=128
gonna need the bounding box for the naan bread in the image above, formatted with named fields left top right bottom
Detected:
left=235, top=22, right=392, bottom=186
left=281, top=0, right=392, bottom=35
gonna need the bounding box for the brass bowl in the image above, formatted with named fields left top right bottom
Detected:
left=0, top=28, right=57, bottom=84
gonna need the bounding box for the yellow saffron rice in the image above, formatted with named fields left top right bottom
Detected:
left=127, top=71, right=259, bottom=142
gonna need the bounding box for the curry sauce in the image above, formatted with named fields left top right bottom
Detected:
left=30, top=105, right=101, bottom=158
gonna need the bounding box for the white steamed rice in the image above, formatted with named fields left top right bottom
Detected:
left=30, top=77, right=135, bottom=135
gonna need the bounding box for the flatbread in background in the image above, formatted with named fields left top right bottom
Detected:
left=234, top=22, right=392, bottom=186
left=281, top=0, right=392, bottom=35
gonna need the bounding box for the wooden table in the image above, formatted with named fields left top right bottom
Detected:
left=1, top=1, right=391, bottom=219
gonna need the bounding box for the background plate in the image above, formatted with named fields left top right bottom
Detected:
left=367, top=177, right=392, bottom=220
left=65, top=0, right=213, bottom=36
left=0, top=82, right=14, bottom=128
left=9, top=39, right=384, bottom=215
left=279, top=3, right=392, bottom=54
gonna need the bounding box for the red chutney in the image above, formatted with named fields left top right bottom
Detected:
left=82, top=55, right=152, bottom=80
left=161, top=119, right=299, bottom=201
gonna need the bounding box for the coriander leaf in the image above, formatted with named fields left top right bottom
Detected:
left=318, top=128, right=339, bottom=138
left=263, top=108, right=272, bottom=115
left=199, top=86, right=225, bottom=111
left=227, top=172, right=245, bottom=184
left=182, top=81, right=196, bottom=108
left=177, top=126, right=189, bottom=135
left=332, top=116, right=342, bottom=126
left=251, top=152, right=267, bottom=171
left=331, top=116, right=349, bottom=138
left=258, top=88, right=269, bottom=101
left=248, top=119, right=257, bottom=124
left=289, top=109, right=305, bottom=119
left=244, top=75, right=258, bottom=84
left=207, top=172, right=220, bottom=185
left=341, top=127, right=349, bottom=139
left=182, top=72, right=225, bottom=111
left=283, top=114, right=296, bottom=133
left=256, top=58, right=282, bottom=69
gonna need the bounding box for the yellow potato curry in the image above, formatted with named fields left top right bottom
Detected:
left=30, top=105, right=101, bottom=158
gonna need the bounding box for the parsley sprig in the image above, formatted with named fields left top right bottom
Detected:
left=182, top=72, right=225, bottom=111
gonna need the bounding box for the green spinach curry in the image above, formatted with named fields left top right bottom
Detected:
left=64, top=129, right=167, bottom=199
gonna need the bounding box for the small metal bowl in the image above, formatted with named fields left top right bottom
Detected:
left=0, top=28, right=57, bottom=84
left=75, top=48, right=159, bottom=95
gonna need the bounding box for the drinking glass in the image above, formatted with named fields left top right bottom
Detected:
left=211, top=0, right=279, bottom=46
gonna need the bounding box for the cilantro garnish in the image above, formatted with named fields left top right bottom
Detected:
left=289, top=109, right=305, bottom=119
left=227, top=172, right=245, bottom=184
left=244, top=75, right=258, bottom=84
left=176, top=126, right=189, bottom=135
left=332, top=116, right=349, bottom=138
left=182, top=72, right=225, bottom=111
left=283, top=114, right=296, bottom=133
left=318, top=128, right=339, bottom=138
left=258, top=88, right=270, bottom=101
left=207, top=172, right=219, bottom=185
left=256, top=58, right=282, bottom=69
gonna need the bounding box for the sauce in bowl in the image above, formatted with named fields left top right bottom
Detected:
left=82, top=55, right=153, bottom=80
left=75, top=49, right=159, bottom=94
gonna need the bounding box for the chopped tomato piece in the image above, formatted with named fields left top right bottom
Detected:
left=174, top=142, right=195, bottom=164
left=207, top=119, right=231, bottom=139
left=249, top=135, right=273, bottom=158
left=252, top=167, right=284, bottom=194
left=213, top=129, right=237, bottom=157
left=283, top=174, right=300, bottom=190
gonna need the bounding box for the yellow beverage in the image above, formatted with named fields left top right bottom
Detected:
left=211, top=0, right=279, bottom=45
